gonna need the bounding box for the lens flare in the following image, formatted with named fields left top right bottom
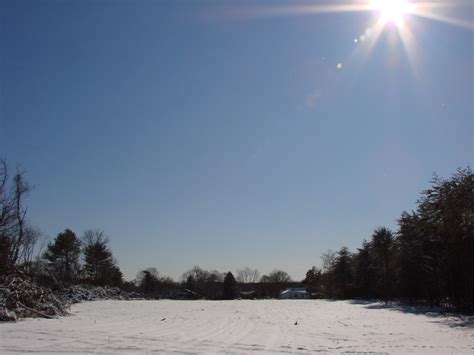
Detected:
left=371, top=0, right=412, bottom=26
left=208, top=0, right=473, bottom=80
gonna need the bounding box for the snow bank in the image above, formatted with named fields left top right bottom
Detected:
left=0, top=275, right=68, bottom=320
left=62, top=284, right=128, bottom=304
left=1, top=299, right=473, bottom=353
left=0, top=275, right=129, bottom=321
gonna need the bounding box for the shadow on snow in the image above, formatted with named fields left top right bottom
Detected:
left=347, top=299, right=474, bottom=329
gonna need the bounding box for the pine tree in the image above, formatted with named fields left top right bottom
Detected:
left=43, top=229, right=81, bottom=284
left=137, top=268, right=160, bottom=295
left=333, top=246, right=353, bottom=299
left=82, top=230, right=122, bottom=286
left=353, top=240, right=374, bottom=298
left=371, top=227, right=394, bottom=302
left=303, top=266, right=321, bottom=293
left=223, top=272, right=238, bottom=300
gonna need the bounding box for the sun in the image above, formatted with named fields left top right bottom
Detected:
left=371, top=0, right=411, bottom=26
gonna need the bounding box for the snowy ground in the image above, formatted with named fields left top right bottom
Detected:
left=1, top=299, right=473, bottom=354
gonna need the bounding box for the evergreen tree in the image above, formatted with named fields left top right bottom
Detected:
left=43, top=229, right=81, bottom=284
left=82, top=230, right=122, bottom=286
left=109, top=264, right=124, bottom=287
left=333, top=246, right=353, bottom=299
left=137, top=268, right=160, bottom=295
left=409, top=168, right=474, bottom=308
left=303, top=266, right=321, bottom=293
left=371, top=227, right=394, bottom=302
left=316, top=168, right=473, bottom=309
left=223, top=272, right=238, bottom=300
left=353, top=240, right=374, bottom=298
left=396, top=212, right=426, bottom=301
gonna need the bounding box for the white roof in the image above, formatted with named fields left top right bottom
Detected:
left=281, top=288, right=306, bottom=294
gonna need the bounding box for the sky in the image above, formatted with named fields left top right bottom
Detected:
left=1, top=0, right=472, bottom=281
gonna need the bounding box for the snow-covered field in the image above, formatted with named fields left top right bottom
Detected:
left=1, top=299, right=473, bottom=354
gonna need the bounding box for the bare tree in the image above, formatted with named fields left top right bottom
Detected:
left=35, top=233, right=50, bottom=262
left=260, top=269, right=292, bottom=283
left=321, top=249, right=336, bottom=273
left=0, top=160, right=32, bottom=273
left=0, top=160, right=14, bottom=273
left=11, top=169, right=31, bottom=266
left=181, top=265, right=209, bottom=283
left=19, top=226, right=41, bottom=268
left=236, top=267, right=261, bottom=283
left=0, top=160, right=13, bottom=231
left=181, top=266, right=224, bottom=299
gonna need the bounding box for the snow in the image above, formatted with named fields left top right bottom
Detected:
left=1, top=299, right=473, bottom=354
left=280, top=288, right=307, bottom=299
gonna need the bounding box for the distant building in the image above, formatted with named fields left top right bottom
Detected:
left=279, top=287, right=308, bottom=299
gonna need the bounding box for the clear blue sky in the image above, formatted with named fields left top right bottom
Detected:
left=1, top=0, right=472, bottom=281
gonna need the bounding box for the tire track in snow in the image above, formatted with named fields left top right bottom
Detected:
left=1, top=299, right=473, bottom=354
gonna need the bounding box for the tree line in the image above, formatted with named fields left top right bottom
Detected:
left=6, top=226, right=123, bottom=290
left=39, top=228, right=123, bottom=288
left=129, top=266, right=297, bottom=300
left=1, top=158, right=472, bottom=309
left=0, top=159, right=123, bottom=289
left=133, top=167, right=473, bottom=309
left=314, top=168, right=473, bottom=310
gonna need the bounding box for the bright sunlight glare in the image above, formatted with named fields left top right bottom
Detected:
left=371, top=0, right=412, bottom=26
